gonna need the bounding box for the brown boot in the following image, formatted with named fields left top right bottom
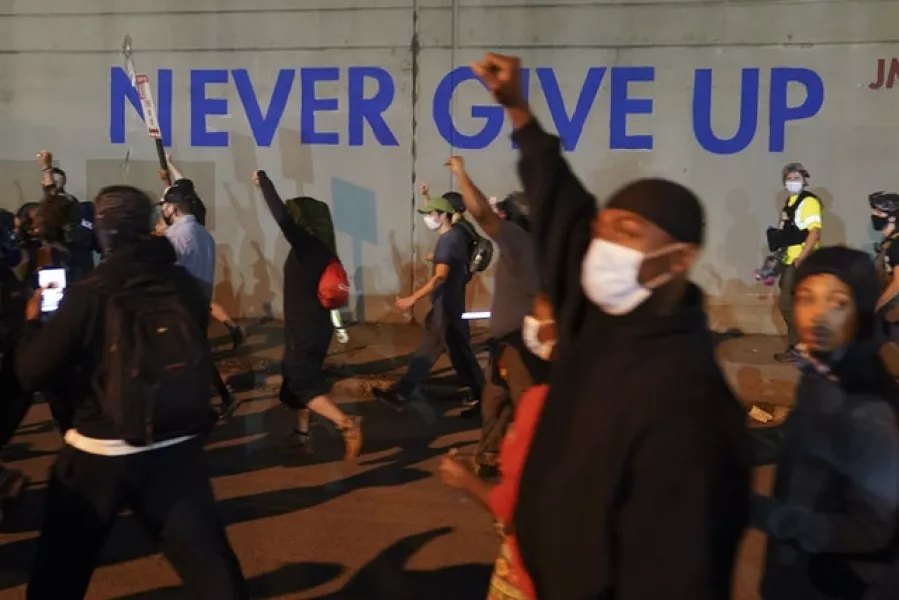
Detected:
left=339, top=416, right=363, bottom=461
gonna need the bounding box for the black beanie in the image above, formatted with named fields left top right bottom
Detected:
left=794, top=246, right=879, bottom=337
left=605, top=178, right=704, bottom=246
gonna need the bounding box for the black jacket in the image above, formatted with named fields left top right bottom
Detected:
left=512, top=119, right=751, bottom=600
left=753, top=346, right=899, bottom=600
left=15, top=236, right=210, bottom=438
left=257, top=172, right=334, bottom=329
left=0, top=265, right=31, bottom=448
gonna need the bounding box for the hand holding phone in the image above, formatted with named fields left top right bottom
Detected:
left=38, top=268, right=67, bottom=314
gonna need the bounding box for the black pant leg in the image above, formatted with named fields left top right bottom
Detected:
left=27, top=446, right=125, bottom=600
left=127, top=440, right=248, bottom=600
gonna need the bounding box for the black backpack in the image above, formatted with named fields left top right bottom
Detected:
left=99, top=272, right=214, bottom=446
left=454, top=219, right=494, bottom=273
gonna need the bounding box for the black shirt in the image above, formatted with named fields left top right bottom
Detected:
left=431, top=226, right=469, bottom=314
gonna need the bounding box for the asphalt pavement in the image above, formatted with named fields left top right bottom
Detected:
left=0, top=321, right=789, bottom=599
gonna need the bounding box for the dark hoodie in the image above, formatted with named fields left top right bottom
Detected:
left=511, top=119, right=750, bottom=600
left=15, top=236, right=210, bottom=438
left=753, top=247, right=899, bottom=600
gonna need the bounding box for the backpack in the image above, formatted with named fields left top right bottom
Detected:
left=454, top=219, right=494, bottom=273
left=99, top=273, right=214, bottom=446
left=319, top=258, right=350, bottom=310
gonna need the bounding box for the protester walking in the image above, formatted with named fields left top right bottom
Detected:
left=252, top=170, right=362, bottom=459
left=471, top=52, right=751, bottom=600
left=17, top=185, right=248, bottom=599
left=163, top=155, right=245, bottom=351
left=373, top=194, right=484, bottom=411
left=444, top=156, right=545, bottom=475
left=439, top=291, right=557, bottom=600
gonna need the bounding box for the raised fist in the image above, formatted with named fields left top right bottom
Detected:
left=445, top=156, right=465, bottom=176
left=36, top=150, right=53, bottom=169
left=470, top=53, right=526, bottom=109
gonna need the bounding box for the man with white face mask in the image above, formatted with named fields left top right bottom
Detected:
left=471, top=52, right=750, bottom=600
left=773, top=163, right=822, bottom=363
left=374, top=196, right=484, bottom=411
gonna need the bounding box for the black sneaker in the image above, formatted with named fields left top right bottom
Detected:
left=460, top=393, right=479, bottom=408
left=218, top=397, right=239, bottom=422
left=774, top=347, right=798, bottom=363
left=229, top=325, right=245, bottom=352
left=460, top=401, right=481, bottom=419
left=476, top=463, right=500, bottom=482
left=373, top=388, right=408, bottom=412
left=288, top=429, right=314, bottom=455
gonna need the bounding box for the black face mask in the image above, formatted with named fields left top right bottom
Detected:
left=872, top=215, right=890, bottom=231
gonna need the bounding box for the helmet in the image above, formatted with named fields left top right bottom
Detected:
left=869, top=191, right=899, bottom=214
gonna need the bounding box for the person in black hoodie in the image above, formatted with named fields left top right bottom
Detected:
left=16, top=185, right=248, bottom=599
left=751, top=246, right=899, bottom=600
left=470, top=53, right=751, bottom=600
left=252, top=171, right=362, bottom=459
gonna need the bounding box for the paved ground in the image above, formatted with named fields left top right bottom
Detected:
left=0, top=321, right=792, bottom=599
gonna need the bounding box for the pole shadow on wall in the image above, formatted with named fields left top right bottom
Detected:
left=331, top=178, right=378, bottom=323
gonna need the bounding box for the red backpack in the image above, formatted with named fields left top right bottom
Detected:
left=319, top=258, right=350, bottom=310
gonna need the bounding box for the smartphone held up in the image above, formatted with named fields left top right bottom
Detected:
left=38, top=268, right=67, bottom=314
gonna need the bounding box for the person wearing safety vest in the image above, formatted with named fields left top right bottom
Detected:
left=774, top=163, right=822, bottom=363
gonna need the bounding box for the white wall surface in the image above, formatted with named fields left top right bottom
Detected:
left=1, top=0, right=898, bottom=333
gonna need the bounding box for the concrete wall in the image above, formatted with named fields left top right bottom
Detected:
left=1, top=0, right=898, bottom=333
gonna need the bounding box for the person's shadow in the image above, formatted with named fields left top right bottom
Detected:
left=114, top=560, right=345, bottom=599
left=311, top=527, right=492, bottom=600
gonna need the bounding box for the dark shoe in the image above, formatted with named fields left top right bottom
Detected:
left=476, top=463, right=501, bottom=482
left=288, top=429, right=314, bottom=455
left=339, top=416, right=363, bottom=460
left=774, top=347, right=798, bottom=363
left=374, top=388, right=407, bottom=413
left=229, top=324, right=245, bottom=352
left=460, top=401, right=481, bottom=419
left=0, top=467, right=26, bottom=526
left=218, top=397, right=239, bottom=422
left=460, top=393, right=479, bottom=408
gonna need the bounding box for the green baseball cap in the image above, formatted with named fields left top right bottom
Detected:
left=417, top=196, right=456, bottom=214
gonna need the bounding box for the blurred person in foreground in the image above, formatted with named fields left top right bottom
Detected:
left=470, top=53, right=751, bottom=600
left=16, top=185, right=247, bottom=599
left=751, top=246, right=899, bottom=600
left=439, top=291, right=557, bottom=600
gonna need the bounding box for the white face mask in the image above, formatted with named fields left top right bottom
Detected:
left=785, top=180, right=804, bottom=194
left=580, top=239, right=681, bottom=315
left=522, top=315, right=556, bottom=360
left=423, top=214, right=441, bottom=230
